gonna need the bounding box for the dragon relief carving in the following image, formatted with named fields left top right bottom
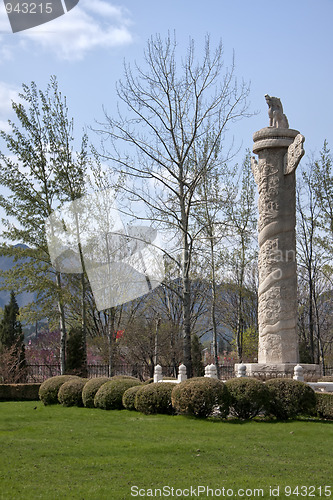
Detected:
left=284, top=133, right=305, bottom=175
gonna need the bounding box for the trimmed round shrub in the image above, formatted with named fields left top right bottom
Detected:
left=135, top=382, right=175, bottom=415
left=122, top=385, right=143, bottom=410
left=58, top=378, right=88, bottom=407
left=94, top=379, right=142, bottom=410
left=82, top=377, right=110, bottom=408
left=265, top=378, right=316, bottom=420
left=39, top=375, right=79, bottom=405
left=316, top=393, right=333, bottom=420
left=225, top=377, right=269, bottom=419
left=171, top=377, right=230, bottom=418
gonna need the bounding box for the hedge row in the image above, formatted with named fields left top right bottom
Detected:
left=35, top=375, right=333, bottom=420
left=265, top=378, right=316, bottom=420
left=122, top=385, right=142, bottom=410
left=172, top=377, right=229, bottom=418
left=82, top=377, right=110, bottom=408
left=94, top=379, right=142, bottom=410
left=0, top=383, right=41, bottom=401
left=316, top=393, right=333, bottom=419
left=39, top=375, right=81, bottom=405
left=135, top=382, right=175, bottom=415
left=58, top=378, right=89, bottom=407
left=38, top=375, right=142, bottom=409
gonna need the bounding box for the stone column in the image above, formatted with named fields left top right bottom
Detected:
left=235, top=95, right=320, bottom=379
left=252, top=127, right=303, bottom=364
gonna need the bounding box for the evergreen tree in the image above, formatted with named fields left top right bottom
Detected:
left=0, top=291, right=26, bottom=381
left=65, top=326, right=86, bottom=376
left=191, top=334, right=205, bottom=377
left=0, top=291, right=22, bottom=347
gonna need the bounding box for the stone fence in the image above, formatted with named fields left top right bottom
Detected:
left=153, top=363, right=220, bottom=384
left=235, top=364, right=333, bottom=393
left=153, top=363, right=333, bottom=393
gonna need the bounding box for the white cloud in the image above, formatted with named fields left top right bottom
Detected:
left=82, top=0, right=130, bottom=21
left=1, top=0, right=134, bottom=62
left=0, top=119, right=12, bottom=134
left=0, top=82, right=20, bottom=130
left=0, top=81, right=19, bottom=110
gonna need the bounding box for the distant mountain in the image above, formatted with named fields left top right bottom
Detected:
left=0, top=244, right=36, bottom=309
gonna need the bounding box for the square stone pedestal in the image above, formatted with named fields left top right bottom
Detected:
left=234, top=363, right=321, bottom=381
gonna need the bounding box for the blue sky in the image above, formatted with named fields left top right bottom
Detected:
left=0, top=0, right=332, bottom=170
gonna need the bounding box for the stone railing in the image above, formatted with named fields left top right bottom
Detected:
left=153, top=363, right=222, bottom=384
left=236, top=363, right=333, bottom=393
left=153, top=364, right=187, bottom=384
left=153, top=363, right=333, bottom=393
left=305, top=382, right=333, bottom=393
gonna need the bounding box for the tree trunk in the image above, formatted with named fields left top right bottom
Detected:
left=108, top=307, right=116, bottom=377
left=182, top=250, right=192, bottom=378
left=81, top=270, right=88, bottom=376
left=314, top=286, right=324, bottom=370
left=154, top=318, right=161, bottom=366
left=236, top=245, right=245, bottom=363
left=236, top=299, right=243, bottom=363
left=56, top=271, right=67, bottom=375
left=76, top=211, right=88, bottom=375
left=210, top=237, right=220, bottom=378
left=308, top=270, right=315, bottom=364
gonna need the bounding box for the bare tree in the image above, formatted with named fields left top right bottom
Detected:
left=190, top=133, right=234, bottom=377
left=96, top=34, right=251, bottom=376
left=297, top=147, right=333, bottom=370
left=223, top=152, right=257, bottom=362
left=297, top=164, right=323, bottom=363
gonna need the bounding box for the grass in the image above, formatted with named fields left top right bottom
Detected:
left=0, top=402, right=332, bottom=499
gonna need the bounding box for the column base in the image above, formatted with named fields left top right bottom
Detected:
left=234, top=363, right=321, bottom=381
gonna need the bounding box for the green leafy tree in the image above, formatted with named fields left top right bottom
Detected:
left=47, top=82, right=89, bottom=374
left=0, top=76, right=88, bottom=374
left=241, top=326, right=258, bottom=362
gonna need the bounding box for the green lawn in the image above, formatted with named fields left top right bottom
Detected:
left=0, top=402, right=332, bottom=500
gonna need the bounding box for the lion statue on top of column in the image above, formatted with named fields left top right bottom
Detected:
left=265, top=94, right=289, bottom=129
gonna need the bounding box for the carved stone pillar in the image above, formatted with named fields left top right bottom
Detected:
left=252, top=127, right=304, bottom=364
left=235, top=95, right=320, bottom=380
